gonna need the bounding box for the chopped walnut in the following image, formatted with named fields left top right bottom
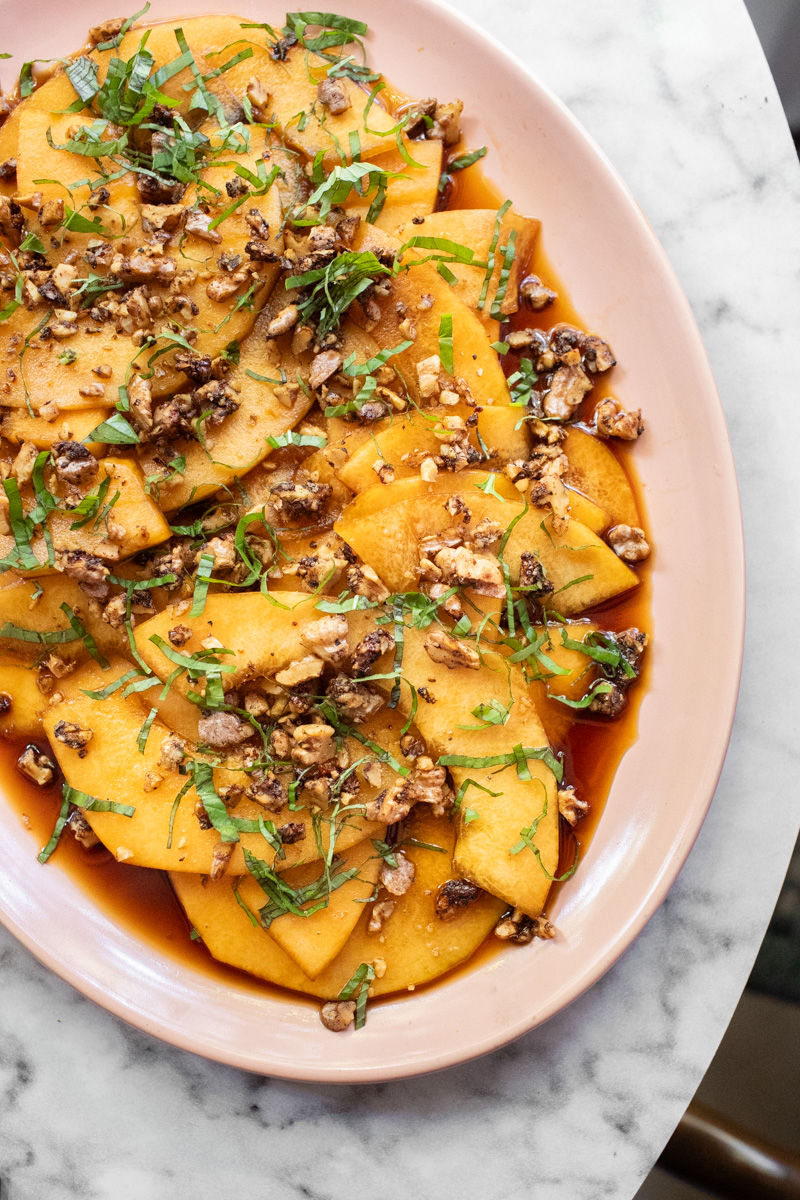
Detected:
left=141, top=202, right=184, bottom=233
left=245, top=77, right=271, bottom=122
left=277, top=821, right=306, bottom=845
left=320, top=1000, right=356, bottom=1031
left=364, top=779, right=414, bottom=823
left=367, top=898, right=396, bottom=934
left=274, top=655, right=325, bottom=688
left=346, top=563, right=389, bottom=603
left=291, top=723, right=336, bottom=765
left=198, top=711, right=252, bottom=748
left=434, top=545, right=505, bottom=598
left=518, top=551, right=554, bottom=596
left=88, top=16, right=125, bottom=44
left=470, top=517, right=502, bottom=548
left=424, top=628, right=480, bottom=670
left=52, top=720, right=93, bottom=757
left=38, top=197, right=65, bottom=227
left=184, top=209, right=223, bottom=244
left=52, top=441, right=98, bottom=487
left=435, top=878, right=483, bottom=920
left=373, top=460, right=395, bottom=485
left=54, top=549, right=110, bottom=600
left=543, top=364, right=593, bottom=421
left=210, top=840, right=235, bottom=882
left=520, top=275, right=557, bottom=310
left=309, top=349, right=342, bottom=391
left=270, top=478, right=332, bottom=520
left=325, top=674, right=384, bottom=724
left=266, top=304, right=299, bottom=338
left=380, top=851, right=416, bottom=896
left=588, top=627, right=648, bottom=717
left=168, top=624, right=193, bottom=647
left=416, top=354, right=441, bottom=399
left=159, top=733, right=187, bottom=772
left=581, top=334, right=616, bottom=373
left=198, top=533, right=237, bottom=572
left=317, top=76, right=350, bottom=115
left=494, top=908, right=555, bottom=943
left=248, top=769, right=288, bottom=812
left=410, top=756, right=453, bottom=817
left=607, top=524, right=650, bottom=563
left=431, top=99, right=463, bottom=145
left=558, top=785, right=589, bottom=827
left=17, top=745, right=55, bottom=785
left=400, top=732, right=425, bottom=759
left=9, top=443, right=40, bottom=489
left=300, top=614, right=350, bottom=666
left=67, top=809, right=100, bottom=849
left=595, top=397, right=644, bottom=441
left=350, top=628, right=395, bottom=677
left=206, top=270, right=249, bottom=302
left=110, top=247, right=177, bottom=284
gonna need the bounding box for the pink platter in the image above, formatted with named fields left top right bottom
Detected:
left=0, top=0, right=744, bottom=1081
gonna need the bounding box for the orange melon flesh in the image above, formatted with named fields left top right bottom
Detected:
left=170, top=809, right=506, bottom=999
left=335, top=473, right=637, bottom=615
left=258, top=839, right=382, bottom=979
left=42, top=658, right=385, bottom=874
left=563, top=427, right=640, bottom=527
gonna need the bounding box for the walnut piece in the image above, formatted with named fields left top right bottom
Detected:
left=435, top=878, right=483, bottom=920
left=424, top=628, right=480, bottom=670
left=320, top=1000, right=356, bottom=1031
left=300, top=614, right=350, bottom=665
left=607, top=524, right=650, bottom=563
left=557, top=785, right=590, bottom=827
left=494, top=908, right=555, bottom=943
left=17, top=745, right=55, bottom=786
left=380, top=851, right=416, bottom=896
left=595, top=397, right=644, bottom=441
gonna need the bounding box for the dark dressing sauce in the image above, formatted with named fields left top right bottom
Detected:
left=0, top=154, right=651, bottom=1002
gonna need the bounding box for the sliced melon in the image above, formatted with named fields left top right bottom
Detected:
left=0, top=457, right=171, bottom=573
left=264, top=839, right=382, bottom=979
left=386, top=628, right=559, bottom=917
left=0, top=571, right=125, bottom=665
left=0, top=663, right=47, bottom=737
left=345, top=139, right=443, bottom=231
left=355, top=225, right=512, bottom=407
left=134, top=591, right=370, bottom=694
left=169, top=17, right=397, bottom=164
left=171, top=809, right=505, bottom=999
left=563, top=427, right=640, bottom=527
left=42, top=658, right=386, bottom=874
left=1, top=408, right=107, bottom=453
left=397, top=207, right=539, bottom=324
left=335, top=473, right=637, bottom=614
left=336, top=408, right=530, bottom=492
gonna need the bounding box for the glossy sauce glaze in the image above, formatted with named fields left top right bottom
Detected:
left=0, top=142, right=651, bottom=1001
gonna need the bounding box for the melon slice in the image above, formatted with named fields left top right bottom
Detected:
left=260, top=839, right=381, bottom=979
left=397, top=207, right=539, bottom=324
left=335, top=473, right=637, bottom=615
left=171, top=809, right=505, bottom=999
left=42, top=658, right=387, bottom=874
left=563, top=427, right=640, bottom=527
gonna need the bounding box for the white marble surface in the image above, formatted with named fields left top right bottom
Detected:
left=2, top=1, right=800, bottom=1197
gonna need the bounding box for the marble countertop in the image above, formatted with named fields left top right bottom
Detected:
left=2, top=1, right=800, bottom=1197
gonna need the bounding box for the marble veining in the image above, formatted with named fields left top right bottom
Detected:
left=2, top=1, right=800, bottom=1197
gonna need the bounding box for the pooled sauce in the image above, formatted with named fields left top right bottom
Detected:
left=0, top=146, right=651, bottom=1002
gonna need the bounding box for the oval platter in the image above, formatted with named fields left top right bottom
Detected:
left=0, top=0, right=745, bottom=1081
